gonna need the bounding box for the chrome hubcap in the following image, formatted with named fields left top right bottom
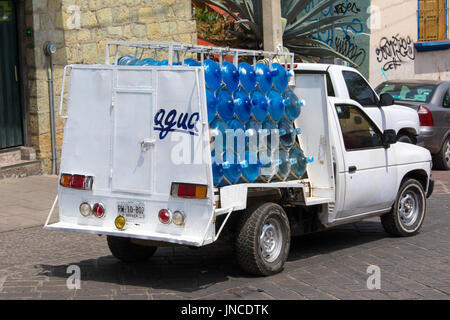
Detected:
left=259, top=218, right=282, bottom=263
left=444, top=141, right=450, bottom=167
left=399, top=191, right=419, bottom=227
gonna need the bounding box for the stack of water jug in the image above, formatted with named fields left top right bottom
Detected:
left=118, top=55, right=314, bottom=187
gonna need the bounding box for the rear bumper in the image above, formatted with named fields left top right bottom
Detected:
left=419, top=126, right=441, bottom=154
left=44, top=221, right=206, bottom=247
left=426, top=179, right=434, bottom=198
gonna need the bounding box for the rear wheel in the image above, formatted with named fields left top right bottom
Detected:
left=381, top=179, right=426, bottom=237
left=433, top=137, right=450, bottom=170
left=107, top=236, right=157, bottom=262
left=235, top=202, right=290, bottom=276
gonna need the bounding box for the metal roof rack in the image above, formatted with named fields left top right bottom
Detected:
left=105, top=41, right=295, bottom=72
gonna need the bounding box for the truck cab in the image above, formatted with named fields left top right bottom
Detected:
left=294, top=63, right=422, bottom=144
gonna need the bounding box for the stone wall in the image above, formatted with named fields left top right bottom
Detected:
left=23, top=0, right=196, bottom=173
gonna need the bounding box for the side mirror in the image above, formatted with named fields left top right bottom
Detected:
left=379, top=93, right=395, bottom=107
left=382, top=129, right=397, bottom=148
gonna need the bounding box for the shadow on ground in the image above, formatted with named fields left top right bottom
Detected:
left=34, top=220, right=389, bottom=294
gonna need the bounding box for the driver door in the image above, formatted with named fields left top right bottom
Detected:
left=333, top=103, right=397, bottom=219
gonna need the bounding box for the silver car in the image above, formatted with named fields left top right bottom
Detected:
left=375, top=80, right=450, bottom=170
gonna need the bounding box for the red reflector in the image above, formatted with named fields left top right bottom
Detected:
left=60, top=173, right=93, bottom=190
left=92, top=203, right=105, bottom=218
left=418, top=106, right=434, bottom=126
left=158, top=209, right=171, bottom=224
left=70, top=175, right=86, bottom=189
left=177, top=184, right=196, bottom=198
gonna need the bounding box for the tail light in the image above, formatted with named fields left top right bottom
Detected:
left=92, top=203, right=105, bottom=218
left=171, top=183, right=207, bottom=199
left=158, top=209, right=172, bottom=224
left=60, top=174, right=93, bottom=190
left=418, top=106, right=434, bottom=126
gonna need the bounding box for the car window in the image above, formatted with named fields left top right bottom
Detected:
left=376, top=83, right=437, bottom=103
left=342, top=71, right=378, bottom=106
left=335, top=104, right=384, bottom=151
left=326, top=74, right=335, bottom=97
left=443, top=89, right=449, bottom=108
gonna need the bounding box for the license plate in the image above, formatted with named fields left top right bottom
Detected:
left=117, top=201, right=145, bottom=220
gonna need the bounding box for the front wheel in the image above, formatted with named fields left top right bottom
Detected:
left=381, top=179, right=426, bottom=237
left=235, top=202, right=291, bottom=276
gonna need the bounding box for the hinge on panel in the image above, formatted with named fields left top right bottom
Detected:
left=111, top=95, right=115, bottom=108
left=110, top=168, right=113, bottom=178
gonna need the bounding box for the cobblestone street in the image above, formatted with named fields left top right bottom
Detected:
left=0, top=171, right=448, bottom=300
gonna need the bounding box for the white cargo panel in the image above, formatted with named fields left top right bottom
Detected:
left=46, top=65, right=216, bottom=246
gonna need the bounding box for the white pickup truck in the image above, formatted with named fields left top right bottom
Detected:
left=295, top=64, right=422, bottom=144
left=44, top=42, right=433, bottom=276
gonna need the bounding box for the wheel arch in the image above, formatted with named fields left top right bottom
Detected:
left=400, top=169, right=429, bottom=192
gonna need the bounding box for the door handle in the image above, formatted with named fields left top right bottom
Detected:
left=348, top=166, right=357, bottom=173
left=140, top=139, right=155, bottom=152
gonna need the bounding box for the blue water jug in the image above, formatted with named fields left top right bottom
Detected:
left=283, top=88, right=305, bottom=121
left=262, top=119, right=285, bottom=150
left=258, top=150, right=280, bottom=182
left=138, top=58, right=158, bottom=66
left=204, top=59, right=222, bottom=91
left=228, top=119, right=246, bottom=154
left=289, top=148, right=314, bottom=178
left=245, top=119, right=262, bottom=152
left=216, top=89, right=235, bottom=122
left=250, top=90, right=269, bottom=122
left=222, top=152, right=242, bottom=185
left=279, top=119, right=301, bottom=150
left=118, top=55, right=140, bottom=65
left=255, top=63, right=278, bottom=93
left=272, top=63, right=291, bottom=92
left=233, top=89, right=252, bottom=123
left=211, top=152, right=225, bottom=186
left=238, top=62, right=257, bottom=93
left=267, top=89, right=287, bottom=122
left=275, top=149, right=291, bottom=181
left=240, top=150, right=260, bottom=183
left=184, top=58, right=201, bottom=66
left=221, top=61, right=239, bottom=92
left=206, top=89, right=218, bottom=124
left=210, top=118, right=228, bottom=152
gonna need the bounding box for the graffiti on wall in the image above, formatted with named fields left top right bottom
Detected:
left=304, top=0, right=371, bottom=78
left=375, top=34, right=415, bottom=71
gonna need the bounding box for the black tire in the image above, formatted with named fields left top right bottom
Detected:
left=107, top=236, right=157, bottom=262
left=381, top=179, right=426, bottom=237
left=234, top=202, right=290, bottom=276
left=433, top=137, right=450, bottom=170
left=397, top=134, right=414, bottom=144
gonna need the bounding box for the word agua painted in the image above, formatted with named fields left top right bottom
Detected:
left=153, top=108, right=200, bottom=140
left=375, top=34, right=415, bottom=71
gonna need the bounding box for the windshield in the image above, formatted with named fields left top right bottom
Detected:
left=375, top=83, right=437, bottom=103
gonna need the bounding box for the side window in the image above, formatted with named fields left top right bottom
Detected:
left=342, top=71, right=378, bottom=106
left=443, top=89, right=449, bottom=108
left=335, top=104, right=384, bottom=151
left=326, top=74, right=335, bottom=97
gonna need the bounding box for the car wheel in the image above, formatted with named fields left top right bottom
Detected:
left=235, top=202, right=291, bottom=276
left=433, top=137, right=450, bottom=170
left=107, top=236, right=157, bottom=262
left=381, top=179, right=426, bottom=237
